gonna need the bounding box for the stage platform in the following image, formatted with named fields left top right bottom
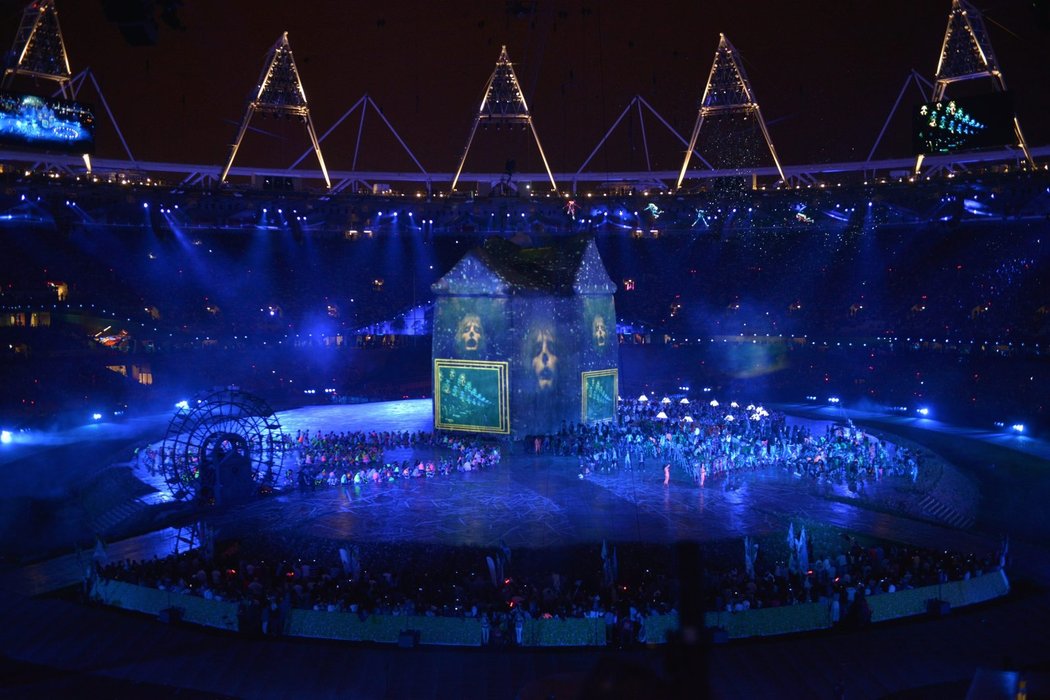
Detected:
left=2, top=398, right=1033, bottom=584
left=127, top=399, right=993, bottom=565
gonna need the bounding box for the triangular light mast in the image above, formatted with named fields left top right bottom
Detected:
left=923, top=0, right=1033, bottom=168
left=450, top=45, right=557, bottom=193
left=675, top=33, right=784, bottom=191
left=220, top=32, right=330, bottom=188
left=2, top=0, right=72, bottom=93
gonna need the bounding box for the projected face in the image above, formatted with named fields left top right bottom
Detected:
left=527, top=325, right=558, bottom=391
left=592, top=314, right=608, bottom=348
left=456, top=314, right=483, bottom=354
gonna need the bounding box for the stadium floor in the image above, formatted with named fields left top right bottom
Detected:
left=1, top=400, right=1049, bottom=698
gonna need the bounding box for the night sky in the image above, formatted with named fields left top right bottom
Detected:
left=3, top=0, right=1048, bottom=175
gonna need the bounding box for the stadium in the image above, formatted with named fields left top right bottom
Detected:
left=0, top=1, right=1048, bottom=698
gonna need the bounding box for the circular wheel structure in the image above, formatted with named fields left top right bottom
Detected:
left=159, top=388, right=286, bottom=503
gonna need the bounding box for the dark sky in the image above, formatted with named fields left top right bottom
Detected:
left=3, top=0, right=1048, bottom=175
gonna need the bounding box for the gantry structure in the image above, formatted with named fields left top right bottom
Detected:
left=450, top=45, right=558, bottom=193
left=220, top=32, right=330, bottom=188
left=0, top=1, right=1043, bottom=192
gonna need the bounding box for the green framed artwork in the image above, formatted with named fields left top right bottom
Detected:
left=581, top=369, right=617, bottom=423
left=434, top=359, right=510, bottom=433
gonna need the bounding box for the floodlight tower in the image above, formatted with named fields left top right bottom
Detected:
left=450, top=45, right=558, bottom=193
left=220, top=32, right=331, bottom=188
left=918, top=0, right=1033, bottom=170
left=2, top=0, right=72, bottom=94
left=0, top=0, right=125, bottom=171
left=675, top=34, right=785, bottom=191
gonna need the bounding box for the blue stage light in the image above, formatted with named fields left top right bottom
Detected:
left=916, top=407, right=930, bottom=416
left=0, top=430, right=11, bottom=444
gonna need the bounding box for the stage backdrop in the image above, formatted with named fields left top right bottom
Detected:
left=432, top=235, right=618, bottom=437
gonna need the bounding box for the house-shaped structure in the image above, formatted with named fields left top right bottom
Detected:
left=431, top=236, right=618, bottom=437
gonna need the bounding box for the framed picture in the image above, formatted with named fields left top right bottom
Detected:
left=434, top=359, right=510, bottom=433
left=581, top=369, right=618, bottom=423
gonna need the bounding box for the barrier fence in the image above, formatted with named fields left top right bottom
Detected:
left=91, top=569, right=1009, bottom=646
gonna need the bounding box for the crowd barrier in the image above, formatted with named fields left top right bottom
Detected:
left=644, top=570, right=1009, bottom=643
left=92, top=578, right=239, bottom=631
left=867, top=569, right=1010, bottom=623
left=524, top=617, right=606, bottom=647
left=705, top=599, right=830, bottom=638
left=288, top=608, right=481, bottom=646
left=91, top=569, right=1009, bottom=646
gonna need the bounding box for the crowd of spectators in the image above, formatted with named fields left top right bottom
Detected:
left=93, top=524, right=999, bottom=643
left=3, top=172, right=1048, bottom=344
left=2, top=172, right=1047, bottom=432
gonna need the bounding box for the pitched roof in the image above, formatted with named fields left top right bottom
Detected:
left=432, top=235, right=615, bottom=297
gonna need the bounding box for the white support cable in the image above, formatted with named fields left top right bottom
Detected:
left=867, top=70, right=933, bottom=164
